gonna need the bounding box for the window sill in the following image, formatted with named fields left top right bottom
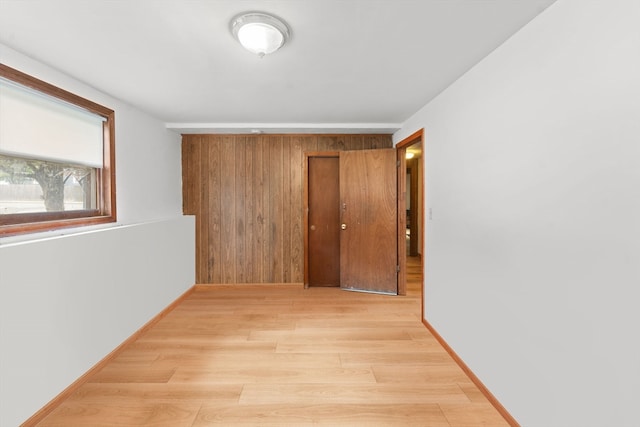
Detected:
left=0, top=215, right=117, bottom=245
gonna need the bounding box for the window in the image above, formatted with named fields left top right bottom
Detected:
left=0, top=64, right=116, bottom=236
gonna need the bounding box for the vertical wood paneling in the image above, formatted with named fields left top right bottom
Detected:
left=197, top=136, right=209, bottom=283
left=281, top=136, right=292, bottom=282
left=235, top=136, right=247, bottom=283
left=370, top=135, right=389, bottom=149
left=207, top=138, right=221, bottom=283
left=182, top=134, right=392, bottom=284
left=301, top=135, right=318, bottom=154
left=243, top=136, right=256, bottom=282
left=181, top=141, right=194, bottom=214
left=289, top=136, right=303, bottom=282
left=268, top=136, right=283, bottom=282
left=318, top=135, right=341, bottom=151
left=220, top=136, right=236, bottom=283
left=187, top=137, right=202, bottom=282
left=256, top=136, right=267, bottom=282
left=346, top=135, right=364, bottom=151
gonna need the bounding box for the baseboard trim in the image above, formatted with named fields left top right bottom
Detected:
left=195, top=282, right=304, bottom=290
left=20, top=285, right=197, bottom=427
left=421, top=319, right=520, bottom=427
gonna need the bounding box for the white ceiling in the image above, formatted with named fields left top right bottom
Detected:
left=0, top=0, right=556, bottom=133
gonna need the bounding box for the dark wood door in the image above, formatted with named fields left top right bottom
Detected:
left=307, top=156, right=340, bottom=286
left=339, top=149, right=398, bottom=294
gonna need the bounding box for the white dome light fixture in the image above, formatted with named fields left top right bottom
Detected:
left=230, top=12, right=291, bottom=58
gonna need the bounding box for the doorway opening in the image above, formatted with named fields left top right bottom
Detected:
left=396, top=129, right=424, bottom=304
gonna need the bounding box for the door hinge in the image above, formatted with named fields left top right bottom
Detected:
left=396, top=265, right=400, bottom=273
left=397, top=160, right=401, bottom=167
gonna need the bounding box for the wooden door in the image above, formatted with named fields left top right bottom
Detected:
left=307, top=156, right=340, bottom=286
left=339, top=149, right=398, bottom=294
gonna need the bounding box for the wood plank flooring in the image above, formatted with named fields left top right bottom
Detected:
left=35, top=257, right=510, bottom=426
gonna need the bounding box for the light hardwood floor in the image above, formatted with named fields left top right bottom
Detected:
left=33, top=256, right=510, bottom=426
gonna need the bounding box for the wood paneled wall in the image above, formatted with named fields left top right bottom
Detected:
left=182, top=134, right=392, bottom=284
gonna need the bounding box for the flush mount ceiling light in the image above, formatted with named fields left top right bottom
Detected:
left=230, top=12, right=291, bottom=58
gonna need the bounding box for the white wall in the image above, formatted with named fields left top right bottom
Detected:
left=394, top=1, right=640, bottom=426
left=0, top=45, right=195, bottom=426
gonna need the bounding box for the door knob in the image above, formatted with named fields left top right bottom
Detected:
left=341, top=223, right=347, bottom=230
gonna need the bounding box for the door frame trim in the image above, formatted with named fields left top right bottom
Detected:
left=395, top=129, right=424, bottom=298
left=303, top=151, right=340, bottom=287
